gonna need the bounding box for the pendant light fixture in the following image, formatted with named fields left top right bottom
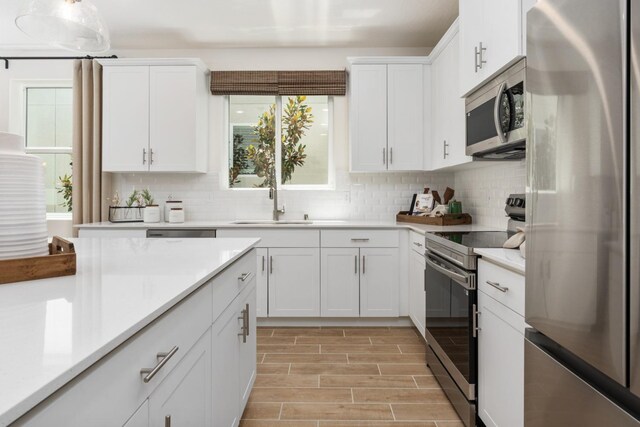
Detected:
left=15, top=0, right=110, bottom=52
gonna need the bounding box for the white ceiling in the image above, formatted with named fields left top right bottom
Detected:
left=0, top=0, right=458, bottom=51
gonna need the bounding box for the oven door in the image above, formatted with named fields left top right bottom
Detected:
left=465, top=59, right=526, bottom=158
left=424, top=249, right=477, bottom=400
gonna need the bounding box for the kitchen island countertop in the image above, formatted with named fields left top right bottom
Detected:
left=0, top=237, right=259, bottom=427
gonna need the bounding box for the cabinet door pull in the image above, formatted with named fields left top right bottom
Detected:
left=245, top=303, right=250, bottom=336
left=150, top=148, right=155, bottom=165
left=262, top=255, right=265, bottom=272
left=270, top=256, right=273, bottom=274
left=382, top=148, right=386, bottom=165
left=238, top=306, right=248, bottom=343
left=239, top=272, right=253, bottom=282
left=486, top=280, right=509, bottom=293
left=140, top=346, right=179, bottom=383
left=362, top=255, right=366, bottom=274
left=478, top=42, right=487, bottom=70
left=472, top=304, right=481, bottom=337
left=165, top=415, right=171, bottom=427
left=413, top=242, right=423, bottom=248
left=142, top=148, right=147, bottom=165
left=351, top=238, right=370, bottom=242
left=390, top=147, right=393, bottom=164
left=355, top=255, right=358, bottom=274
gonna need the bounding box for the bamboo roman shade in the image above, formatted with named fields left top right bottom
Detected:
left=210, top=70, right=347, bottom=96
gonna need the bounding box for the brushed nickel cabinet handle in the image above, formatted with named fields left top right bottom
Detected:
left=165, top=415, right=171, bottom=427
left=142, top=148, right=147, bottom=165
left=390, top=147, right=393, bottom=164
left=238, top=307, right=248, bottom=343
left=149, top=148, right=154, bottom=165
left=473, top=304, right=481, bottom=337
left=413, top=242, right=423, bottom=247
left=362, top=255, right=365, bottom=274
left=270, top=256, right=273, bottom=274
left=486, top=280, right=509, bottom=293
left=239, top=272, right=253, bottom=282
left=140, top=346, right=179, bottom=383
left=382, top=148, right=386, bottom=165
left=351, top=238, right=370, bottom=242
left=262, top=255, right=265, bottom=272
left=245, top=303, right=250, bottom=336
left=355, top=255, right=358, bottom=274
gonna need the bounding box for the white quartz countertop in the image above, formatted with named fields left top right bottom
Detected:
left=0, top=237, right=259, bottom=427
left=75, top=220, right=500, bottom=236
left=474, top=247, right=526, bottom=274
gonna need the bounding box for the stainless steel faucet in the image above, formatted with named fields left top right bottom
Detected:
left=269, top=178, right=285, bottom=221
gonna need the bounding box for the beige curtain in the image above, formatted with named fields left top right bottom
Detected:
left=72, top=59, right=111, bottom=235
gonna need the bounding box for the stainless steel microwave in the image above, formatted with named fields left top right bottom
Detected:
left=465, top=58, right=526, bottom=159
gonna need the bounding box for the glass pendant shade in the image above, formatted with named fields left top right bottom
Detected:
left=15, top=0, right=110, bottom=52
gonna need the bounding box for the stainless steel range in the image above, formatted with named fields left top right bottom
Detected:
left=423, top=194, right=525, bottom=427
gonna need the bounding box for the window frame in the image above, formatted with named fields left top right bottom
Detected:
left=223, top=95, right=334, bottom=191
left=11, top=80, right=74, bottom=217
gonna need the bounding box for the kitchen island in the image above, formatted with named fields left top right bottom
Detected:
left=0, top=237, right=259, bottom=427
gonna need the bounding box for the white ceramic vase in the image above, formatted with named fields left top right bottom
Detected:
left=143, top=205, right=160, bottom=223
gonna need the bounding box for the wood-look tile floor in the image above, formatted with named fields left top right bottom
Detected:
left=240, top=327, right=463, bottom=427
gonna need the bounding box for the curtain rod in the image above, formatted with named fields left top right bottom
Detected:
left=0, top=55, right=118, bottom=70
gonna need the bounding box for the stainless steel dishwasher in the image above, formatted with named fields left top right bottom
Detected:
left=146, top=229, right=216, bottom=238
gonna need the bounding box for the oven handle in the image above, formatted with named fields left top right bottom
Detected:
left=493, top=81, right=508, bottom=144
left=425, top=255, right=472, bottom=289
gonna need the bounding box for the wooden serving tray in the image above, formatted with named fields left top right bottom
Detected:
left=0, top=237, right=76, bottom=285
left=396, top=211, right=472, bottom=226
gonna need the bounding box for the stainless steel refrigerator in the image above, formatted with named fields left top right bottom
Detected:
left=525, top=0, right=640, bottom=425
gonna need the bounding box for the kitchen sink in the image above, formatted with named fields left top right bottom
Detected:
left=231, top=220, right=314, bottom=225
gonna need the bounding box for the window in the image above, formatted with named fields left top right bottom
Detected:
left=228, top=95, right=331, bottom=189
left=24, top=86, right=73, bottom=214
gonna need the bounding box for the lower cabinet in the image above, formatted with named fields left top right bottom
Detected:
left=408, top=248, right=426, bottom=338
left=149, top=330, right=212, bottom=427
left=320, top=247, right=399, bottom=317
left=321, top=248, right=361, bottom=317
left=360, top=248, right=399, bottom=317
left=212, top=284, right=257, bottom=427
left=477, top=259, right=526, bottom=427
left=14, top=251, right=257, bottom=427
left=268, top=248, right=321, bottom=317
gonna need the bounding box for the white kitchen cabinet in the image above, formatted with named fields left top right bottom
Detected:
left=148, top=66, right=207, bottom=172
left=409, top=244, right=426, bottom=338
left=122, top=401, right=148, bottom=427
left=349, top=60, right=427, bottom=172
left=459, top=0, right=533, bottom=96
left=268, top=248, right=321, bottom=317
left=349, top=64, right=388, bottom=172
left=102, top=66, right=150, bottom=172
left=14, top=251, right=255, bottom=427
left=211, top=281, right=256, bottom=427
left=211, top=300, right=240, bottom=427
left=321, top=248, right=361, bottom=317
left=101, top=59, right=208, bottom=173
left=360, top=247, right=399, bottom=317
left=238, top=287, right=257, bottom=409
left=430, top=23, right=471, bottom=170
left=387, top=64, right=424, bottom=171
left=255, top=248, right=269, bottom=317
left=149, top=330, right=212, bottom=427
left=477, top=259, right=526, bottom=427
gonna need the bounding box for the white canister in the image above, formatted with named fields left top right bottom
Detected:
left=143, top=205, right=161, bottom=223
left=169, top=208, right=185, bottom=223
left=164, top=200, right=183, bottom=222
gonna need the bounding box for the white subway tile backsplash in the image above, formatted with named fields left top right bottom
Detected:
left=109, top=161, right=525, bottom=227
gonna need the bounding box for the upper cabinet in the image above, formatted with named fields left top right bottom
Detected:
left=349, top=59, right=429, bottom=172
left=430, top=20, right=472, bottom=170
left=459, top=0, right=536, bottom=97
left=101, top=59, right=209, bottom=173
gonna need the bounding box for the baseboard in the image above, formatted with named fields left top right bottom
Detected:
left=256, top=316, right=414, bottom=327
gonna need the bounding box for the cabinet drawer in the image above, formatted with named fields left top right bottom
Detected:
left=321, top=230, right=399, bottom=248
left=216, top=229, right=319, bottom=247
left=478, top=259, right=525, bottom=317
left=212, top=249, right=256, bottom=322
left=15, top=283, right=213, bottom=427
left=409, top=231, right=425, bottom=254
